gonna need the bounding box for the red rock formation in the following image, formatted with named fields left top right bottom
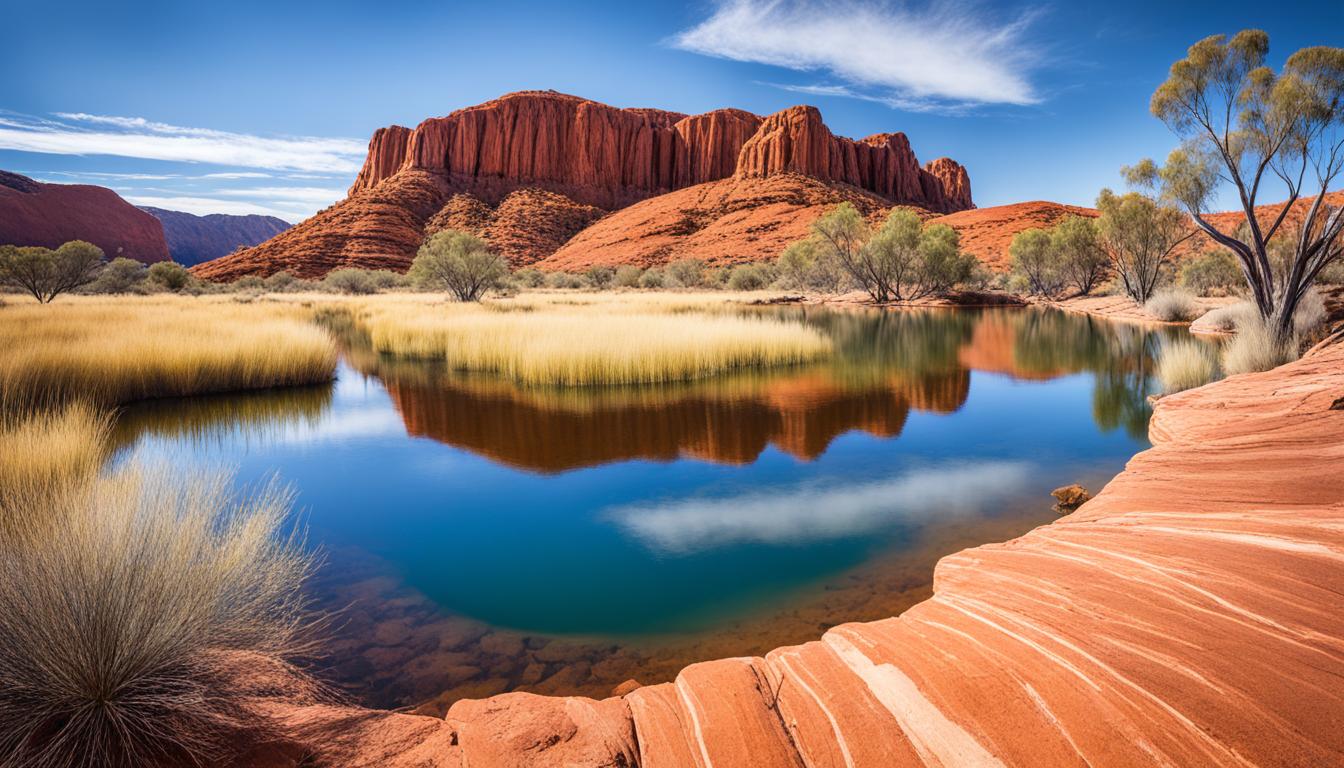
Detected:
left=0, top=171, right=170, bottom=263
left=930, top=200, right=1099, bottom=272
left=424, top=189, right=606, bottom=269
left=265, top=333, right=1344, bottom=767
left=140, top=206, right=290, bottom=266
left=197, top=91, right=971, bottom=279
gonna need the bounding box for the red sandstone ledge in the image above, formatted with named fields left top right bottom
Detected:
left=266, top=339, right=1344, bottom=766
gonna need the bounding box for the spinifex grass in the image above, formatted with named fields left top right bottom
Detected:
left=356, top=293, right=831, bottom=386
left=0, top=295, right=337, bottom=410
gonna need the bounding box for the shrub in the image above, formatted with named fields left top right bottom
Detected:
left=0, top=463, right=320, bottom=768
left=0, top=240, right=105, bottom=303
left=613, top=265, right=643, bottom=288
left=1222, top=316, right=1299, bottom=375
left=638, top=268, right=666, bottom=289
left=1156, top=340, right=1216, bottom=393
left=264, top=271, right=297, bottom=292
left=667, top=258, right=706, bottom=288
left=409, top=229, right=506, bottom=301
left=702, top=266, right=729, bottom=289
left=1144, top=288, right=1200, bottom=321
left=1199, top=301, right=1257, bottom=332
left=545, top=271, right=585, bottom=289
left=147, top=261, right=192, bottom=291
left=512, top=268, right=545, bottom=289
left=917, top=223, right=976, bottom=294
left=87, top=257, right=148, bottom=294
left=585, top=265, right=615, bottom=289
left=1009, top=228, right=1064, bottom=296
left=323, top=268, right=377, bottom=295
left=726, top=263, right=771, bottom=291
left=1179, top=250, right=1243, bottom=296
left=233, top=275, right=266, bottom=292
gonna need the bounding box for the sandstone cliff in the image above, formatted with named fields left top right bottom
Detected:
left=193, top=91, right=972, bottom=280
left=0, top=171, right=170, bottom=263
left=140, top=206, right=290, bottom=266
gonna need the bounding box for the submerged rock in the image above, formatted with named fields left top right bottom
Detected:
left=1051, top=483, right=1092, bottom=512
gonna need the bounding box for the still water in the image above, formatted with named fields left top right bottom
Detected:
left=116, top=306, right=1204, bottom=712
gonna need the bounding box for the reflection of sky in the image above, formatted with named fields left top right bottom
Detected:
left=606, top=461, right=1032, bottom=554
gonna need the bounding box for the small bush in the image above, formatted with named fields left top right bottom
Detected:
left=726, top=263, right=771, bottom=291
left=1222, top=317, right=1299, bottom=375
left=323, top=268, right=377, bottom=295
left=410, top=230, right=506, bottom=301
left=1292, top=287, right=1327, bottom=335
left=545, top=271, right=585, bottom=289
left=667, top=259, right=705, bottom=288
left=233, top=275, right=266, bottom=292
left=1179, top=250, right=1243, bottom=296
left=147, top=260, right=192, bottom=291
left=613, top=265, right=643, bottom=288
left=512, top=268, right=545, bottom=289
left=264, top=271, right=297, bottom=292
left=86, top=257, right=148, bottom=294
left=1199, top=301, right=1257, bottom=332
left=585, top=265, right=615, bottom=289
left=638, top=268, right=666, bottom=289
left=1156, top=340, right=1216, bottom=393
left=1144, top=288, right=1200, bottom=321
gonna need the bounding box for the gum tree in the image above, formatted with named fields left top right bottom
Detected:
left=1141, top=31, right=1343, bottom=343
left=410, top=229, right=506, bottom=301
left=0, top=240, right=105, bottom=303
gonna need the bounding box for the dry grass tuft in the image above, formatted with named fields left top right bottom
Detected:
left=0, top=295, right=337, bottom=410
left=1222, top=317, right=1299, bottom=375
left=355, top=293, right=830, bottom=386
left=0, top=402, right=109, bottom=505
left=1156, top=340, right=1216, bottom=393
left=1144, top=288, right=1201, bottom=322
left=0, top=462, right=322, bottom=768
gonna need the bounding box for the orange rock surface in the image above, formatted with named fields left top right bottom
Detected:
left=264, top=331, right=1344, bottom=766
left=193, top=91, right=971, bottom=280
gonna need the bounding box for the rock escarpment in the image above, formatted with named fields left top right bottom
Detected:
left=193, top=91, right=972, bottom=280
left=140, top=206, right=290, bottom=266
left=265, top=336, right=1344, bottom=766
left=0, top=171, right=170, bottom=263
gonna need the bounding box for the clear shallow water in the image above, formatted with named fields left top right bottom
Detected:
left=115, top=306, right=1205, bottom=710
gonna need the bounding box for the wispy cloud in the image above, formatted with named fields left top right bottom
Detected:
left=605, top=461, right=1032, bottom=554
left=674, top=0, right=1042, bottom=112
left=0, top=111, right=365, bottom=173
left=124, top=195, right=301, bottom=220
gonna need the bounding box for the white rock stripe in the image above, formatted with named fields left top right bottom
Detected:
left=772, top=650, right=857, bottom=768
left=676, top=675, right=716, bottom=768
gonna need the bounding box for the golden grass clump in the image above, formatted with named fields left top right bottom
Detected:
left=1144, top=288, right=1201, bottom=322
left=0, top=295, right=337, bottom=410
left=1156, top=339, right=1216, bottom=393
left=1222, top=317, right=1300, bottom=375
left=357, top=296, right=831, bottom=386
left=0, top=462, right=321, bottom=768
left=0, top=402, right=110, bottom=504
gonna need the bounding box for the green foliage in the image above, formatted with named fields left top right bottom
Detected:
left=585, top=265, right=615, bottom=289
left=726, top=263, right=772, bottom=291
left=667, top=258, right=705, bottom=288
left=233, top=275, right=266, bottom=292
left=811, top=204, right=975, bottom=302
left=1051, top=215, right=1109, bottom=295
left=322, top=268, right=377, bottom=295
left=0, top=240, right=105, bottom=303
left=613, top=265, right=643, bottom=288
left=1179, top=250, right=1244, bottom=295
left=87, top=257, right=147, bottom=294
left=545, top=271, right=585, bottom=289
left=1009, top=228, right=1063, bottom=296
left=916, top=223, right=975, bottom=293
left=147, top=260, right=191, bottom=291
left=1095, top=189, right=1190, bottom=303
left=512, top=268, right=545, bottom=288
left=638, top=267, right=666, bottom=289
left=264, top=271, right=297, bottom=292
left=409, top=229, right=506, bottom=301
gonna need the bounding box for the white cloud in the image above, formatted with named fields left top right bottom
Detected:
left=0, top=112, right=365, bottom=173
left=212, top=186, right=346, bottom=204
left=674, top=0, right=1041, bottom=111
left=606, top=461, right=1032, bottom=554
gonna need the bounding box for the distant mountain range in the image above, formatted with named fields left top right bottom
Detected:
left=0, top=169, right=291, bottom=266
left=138, top=207, right=289, bottom=266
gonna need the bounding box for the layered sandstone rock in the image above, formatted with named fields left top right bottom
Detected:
left=270, top=336, right=1344, bottom=766
left=195, top=91, right=971, bottom=279
left=0, top=170, right=170, bottom=263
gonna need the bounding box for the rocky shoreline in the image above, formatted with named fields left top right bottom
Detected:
left=256, top=336, right=1344, bottom=767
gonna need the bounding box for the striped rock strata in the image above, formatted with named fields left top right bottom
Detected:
left=266, top=335, right=1344, bottom=765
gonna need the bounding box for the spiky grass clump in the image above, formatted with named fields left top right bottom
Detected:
left=359, top=298, right=831, bottom=386
left=1156, top=340, right=1216, bottom=393
left=1198, top=301, right=1257, bottom=332
left=1222, top=317, right=1299, bottom=375
left=0, top=295, right=337, bottom=410
left=0, top=402, right=109, bottom=504
left=0, top=464, right=321, bottom=768
left=1144, top=288, right=1201, bottom=322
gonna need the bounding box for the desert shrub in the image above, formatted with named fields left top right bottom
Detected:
left=0, top=240, right=105, bottom=303
left=0, top=463, right=321, bottom=768
left=1051, top=215, right=1109, bottom=295
left=1009, top=228, right=1064, bottom=296
left=1179, top=250, right=1243, bottom=296
left=87, top=257, right=148, bottom=294
left=613, top=265, right=643, bottom=288
left=545, top=271, right=585, bottom=289
left=585, top=265, right=615, bottom=289
left=409, top=229, right=506, bottom=301
left=726, top=263, right=771, bottom=291
left=147, top=261, right=192, bottom=291
left=512, top=268, right=545, bottom=289
left=232, top=275, right=265, bottom=292
left=264, top=271, right=297, bottom=292
left=1292, top=287, right=1327, bottom=336
left=1156, top=340, right=1216, bottom=393
left=638, top=268, right=666, bottom=289
left=1199, top=301, right=1257, bottom=332
left=367, top=270, right=409, bottom=291
left=1144, top=288, right=1200, bottom=321
left=667, top=259, right=706, bottom=288
left=917, top=223, right=976, bottom=294
left=323, top=268, right=377, bottom=295
left=702, top=266, right=729, bottom=289
left=1222, top=316, right=1299, bottom=375
left=776, top=238, right=845, bottom=291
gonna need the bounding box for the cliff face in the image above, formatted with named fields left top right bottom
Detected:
left=140, top=207, right=290, bottom=266
left=195, top=91, right=973, bottom=280
left=0, top=171, right=171, bottom=263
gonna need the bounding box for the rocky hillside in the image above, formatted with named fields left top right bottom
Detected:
left=140, top=207, right=290, bottom=266
left=0, top=171, right=170, bottom=263
left=192, top=91, right=973, bottom=280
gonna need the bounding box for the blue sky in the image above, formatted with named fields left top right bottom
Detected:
left=2, top=0, right=1340, bottom=222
